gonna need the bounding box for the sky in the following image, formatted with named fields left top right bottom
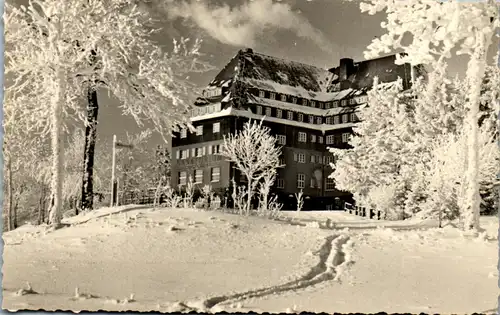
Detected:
left=96, top=0, right=499, bottom=148
left=7, top=0, right=500, bottom=151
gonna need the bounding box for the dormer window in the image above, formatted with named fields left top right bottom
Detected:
left=342, top=114, right=349, bottom=123
left=277, top=109, right=283, bottom=118
left=325, top=102, right=331, bottom=109
left=287, top=111, right=294, bottom=120
left=308, top=115, right=314, bottom=124
left=311, top=100, right=316, bottom=108
left=180, top=128, right=187, bottom=139
left=280, top=94, right=287, bottom=102
left=302, top=99, right=308, bottom=106
left=259, top=90, right=265, bottom=98
left=349, top=98, right=356, bottom=105
left=292, top=97, right=297, bottom=104
left=341, top=100, right=347, bottom=106
left=270, top=92, right=276, bottom=100
left=350, top=113, right=357, bottom=122
left=326, top=117, right=332, bottom=124
left=298, top=113, right=304, bottom=122
left=333, top=101, right=339, bottom=108
left=334, top=116, right=340, bottom=124
left=316, top=117, right=323, bottom=124
left=319, top=102, right=324, bottom=109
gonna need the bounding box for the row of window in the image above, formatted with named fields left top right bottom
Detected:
left=180, top=122, right=221, bottom=139
left=178, top=167, right=221, bottom=185
left=278, top=132, right=349, bottom=145
left=256, top=106, right=357, bottom=125
left=202, top=88, right=222, bottom=98
left=191, top=103, right=222, bottom=117
left=278, top=174, right=336, bottom=190
left=176, top=144, right=222, bottom=160
left=257, top=90, right=368, bottom=109
left=291, top=152, right=336, bottom=165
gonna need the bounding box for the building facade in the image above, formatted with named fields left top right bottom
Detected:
left=171, top=48, right=416, bottom=210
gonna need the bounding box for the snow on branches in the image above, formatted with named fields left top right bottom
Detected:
left=220, top=119, right=283, bottom=215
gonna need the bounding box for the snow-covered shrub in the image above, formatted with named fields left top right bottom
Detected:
left=257, top=169, right=277, bottom=213
left=231, top=178, right=248, bottom=215
left=210, top=196, right=222, bottom=210
left=183, top=176, right=195, bottom=208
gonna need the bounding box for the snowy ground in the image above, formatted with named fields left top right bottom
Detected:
left=2, top=206, right=498, bottom=313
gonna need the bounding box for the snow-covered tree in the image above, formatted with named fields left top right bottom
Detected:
left=358, top=0, right=500, bottom=230
left=5, top=0, right=212, bottom=224
left=220, top=119, right=283, bottom=215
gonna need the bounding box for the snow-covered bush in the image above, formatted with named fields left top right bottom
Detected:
left=183, top=176, right=195, bottom=208
left=295, top=189, right=304, bottom=212
left=231, top=178, right=248, bottom=215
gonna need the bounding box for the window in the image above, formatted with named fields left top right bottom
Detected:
left=297, top=173, right=305, bottom=189
left=179, top=171, right=187, bottom=186
left=342, top=114, right=349, bottom=123
left=292, top=97, right=297, bottom=104
left=318, top=136, right=324, bottom=144
left=281, top=94, right=287, bottom=102
left=298, top=153, right=306, bottom=163
left=279, top=157, right=285, bottom=165
left=288, top=111, right=294, bottom=120
left=333, top=101, right=339, bottom=108
left=270, top=92, right=276, bottom=100
left=308, top=115, right=314, bottom=124
left=326, top=156, right=334, bottom=165
left=310, top=178, right=315, bottom=188
left=311, top=100, right=316, bottom=108
left=175, top=150, right=180, bottom=160
left=326, top=117, right=332, bottom=124
left=334, top=116, right=340, bottom=124
left=277, top=135, right=286, bottom=145
left=208, top=145, right=213, bottom=155
left=350, top=113, right=357, bottom=122
left=349, top=98, right=356, bottom=105
left=298, top=132, right=307, bottom=142
left=310, top=155, right=315, bottom=163
left=194, top=169, right=203, bottom=184
left=342, top=133, right=350, bottom=143
left=180, top=128, right=187, bottom=139
left=326, top=135, right=335, bottom=145
left=316, top=155, right=321, bottom=164
left=213, top=122, right=220, bottom=133
left=259, top=90, right=265, bottom=98
left=211, top=167, right=221, bottom=182
left=293, top=152, right=298, bottom=162
left=212, top=144, right=221, bottom=154
left=311, top=135, right=316, bottom=143
left=196, top=125, right=203, bottom=136
left=214, top=103, right=221, bottom=112
left=302, top=99, right=308, bottom=106
left=326, top=178, right=335, bottom=191
left=341, top=100, right=347, bottom=106
left=277, top=179, right=285, bottom=189
left=319, top=102, right=324, bottom=109
left=191, top=148, right=196, bottom=157
left=325, top=102, right=331, bottom=109
left=277, top=109, right=283, bottom=118
left=196, top=147, right=205, bottom=157
left=316, top=117, right=323, bottom=124
left=207, top=106, right=214, bottom=114
left=256, top=106, right=263, bottom=115
left=181, top=149, right=189, bottom=159
left=265, top=107, right=272, bottom=116
left=298, top=113, right=304, bottom=122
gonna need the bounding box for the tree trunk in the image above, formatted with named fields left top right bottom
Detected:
left=463, top=34, right=489, bottom=231
left=246, top=178, right=252, bottom=216
left=48, top=70, right=65, bottom=228
left=38, top=184, right=46, bottom=225
left=80, top=48, right=100, bottom=213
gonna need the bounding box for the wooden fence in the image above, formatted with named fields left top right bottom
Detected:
left=344, top=202, right=386, bottom=220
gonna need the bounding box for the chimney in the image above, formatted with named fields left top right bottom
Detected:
left=339, top=58, right=354, bottom=81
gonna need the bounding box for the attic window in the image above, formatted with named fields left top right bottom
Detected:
left=292, top=97, right=297, bottom=104
left=270, top=92, right=276, bottom=100
left=342, top=114, right=349, bottom=123
left=341, top=100, right=347, bottom=106
left=316, top=117, right=323, bottom=124
left=259, top=90, right=265, bottom=98
left=302, top=99, right=308, bottom=106
left=311, top=100, right=316, bottom=108
left=265, top=107, right=272, bottom=116
left=257, top=106, right=263, bottom=115
left=280, top=94, right=287, bottom=102
left=350, top=113, right=357, bottom=122
left=287, top=111, right=294, bottom=120
left=332, top=101, right=339, bottom=108
left=277, top=109, right=283, bottom=118
left=334, top=116, right=340, bottom=124
left=298, top=113, right=304, bottom=122
left=349, top=99, right=356, bottom=105
left=308, top=115, right=314, bottom=124
left=180, top=128, right=187, bottom=139
left=214, top=103, right=221, bottom=112
left=326, top=117, right=332, bottom=125
left=319, top=102, right=324, bottom=109
left=325, top=102, right=331, bottom=109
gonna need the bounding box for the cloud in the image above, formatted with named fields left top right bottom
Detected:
left=166, top=0, right=336, bottom=53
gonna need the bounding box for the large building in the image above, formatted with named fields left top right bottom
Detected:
left=170, top=48, right=417, bottom=210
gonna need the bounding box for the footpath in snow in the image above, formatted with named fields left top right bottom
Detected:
left=2, top=207, right=498, bottom=313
